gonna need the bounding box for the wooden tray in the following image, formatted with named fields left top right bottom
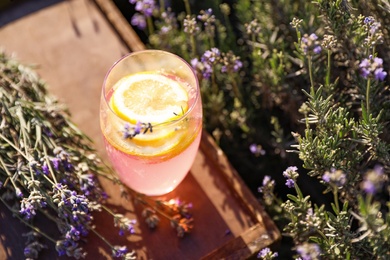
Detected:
left=0, top=1, right=280, bottom=259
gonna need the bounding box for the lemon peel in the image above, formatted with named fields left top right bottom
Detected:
left=111, top=71, right=189, bottom=124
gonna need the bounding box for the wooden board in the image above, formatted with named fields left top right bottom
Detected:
left=0, top=0, right=280, bottom=259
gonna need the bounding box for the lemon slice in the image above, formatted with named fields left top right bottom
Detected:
left=111, top=71, right=189, bottom=124
left=110, top=71, right=189, bottom=149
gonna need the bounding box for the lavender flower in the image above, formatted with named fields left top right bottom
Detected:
left=202, top=48, right=220, bottom=63
left=249, top=143, right=266, bottom=156
left=42, top=163, right=49, bottom=175
left=114, top=214, right=137, bottom=236
left=112, top=246, right=128, bottom=258
left=183, top=15, right=200, bottom=35
left=15, top=187, right=23, bottom=198
left=361, top=165, right=384, bottom=195
left=363, top=16, right=383, bottom=47
left=321, top=34, right=337, bottom=50
left=374, top=68, right=387, bottom=81
left=322, top=169, right=346, bottom=187
left=286, top=179, right=295, bottom=188
left=221, top=51, right=243, bottom=73
left=364, top=17, right=374, bottom=24
left=359, top=55, right=387, bottom=81
left=19, top=191, right=47, bottom=219
left=283, top=166, right=299, bottom=188
left=131, top=13, right=147, bottom=30
left=29, top=161, right=42, bottom=175
left=131, top=0, right=156, bottom=17
left=197, top=8, right=215, bottom=26
left=259, top=175, right=274, bottom=192
left=192, top=48, right=221, bottom=79
left=134, top=120, right=142, bottom=135
left=122, top=121, right=145, bottom=139
left=296, top=243, right=321, bottom=260
left=290, top=17, right=303, bottom=29
left=258, top=247, right=271, bottom=258
left=24, top=241, right=46, bottom=259
left=301, top=33, right=322, bottom=55
left=258, top=175, right=276, bottom=206
left=65, top=225, right=81, bottom=241
left=257, top=247, right=278, bottom=259
left=245, top=19, right=261, bottom=35
left=51, top=157, right=61, bottom=171
left=55, top=239, right=85, bottom=258
left=321, top=172, right=330, bottom=183
left=283, top=166, right=298, bottom=177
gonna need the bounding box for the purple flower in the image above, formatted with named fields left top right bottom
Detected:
left=221, top=53, right=243, bottom=73
left=283, top=166, right=298, bottom=179
left=15, top=187, right=23, bottom=198
left=370, top=22, right=381, bottom=34
left=133, top=0, right=156, bottom=17
left=286, top=178, right=295, bottom=188
left=374, top=68, right=387, bottom=81
left=191, top=58, right=199, bottom=68
left=283, top=166, right=299, bottom=188
left=300, top=33, right=322, bottom=55
left=258, top=175, right=273, bottom=193
left=51, top=158, right=60, bottom=170
left=322, top=169, right=346, bottom=187
left=296, top=243, right=321, bottom=260
left=183, top=15, right=200, bottom=35
left=20, top=200, right=36, bottom=219
left=374, top=57, right=383, bottom=65
left=65, top=225, right=81, bottom=241
left=131, top=13, right=147, bottom=30
left=361, top=165, right=384, bottom=195
left=197, top=8, right=215, bottom=27
left=258, top=248, right=271, bottom=258
left=123, top=122, right=144, bottom=139
left=257, top=247, right=278, bottom=259
left=134, top=121, right=142, bottom=135
left=233, top=60, right=243, bottom=71
left=249, top=144, right=265, bottom=156
left=112, top=246, right=128, bottom=258
left=313, top=46, right=322, bottom=54
left=42, top=163, right=50, bottom=175
left=322, top=172, right=330, bottom=183
left=359, top=56, right=387, bottom=81
left=201, top=48, right=220, bottom=63
left=249, top=144, right=258, bottom=154
left=201, top=63, right=213, bottom=79
left=262, top=175, right=272, bottom=186
left=364, top=16, right=374, bottom=24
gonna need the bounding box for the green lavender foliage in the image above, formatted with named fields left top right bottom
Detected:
left=128, top=0, right=390, bottom=258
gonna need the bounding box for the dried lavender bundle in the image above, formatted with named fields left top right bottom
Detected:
left=0, top=52, right=139, bottom=259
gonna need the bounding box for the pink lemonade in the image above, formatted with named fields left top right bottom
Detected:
left=100, top=68, right=202, bottom=196
left=103, top=131, right=201, bottom=196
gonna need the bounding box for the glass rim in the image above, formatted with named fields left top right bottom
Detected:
left=102, top=49, right=200, bottom=129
